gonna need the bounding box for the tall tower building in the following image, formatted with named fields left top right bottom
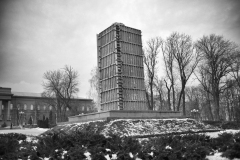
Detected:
left=97, top=23, right=147, bottom=111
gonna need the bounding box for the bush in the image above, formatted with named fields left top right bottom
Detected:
left=142, top=134, right=213, bottom=160
left=1, top=122, right=7, bottom=128
left=0, top=133, right=26, bottom=159
left=23, top=131, right=142, bottom=159
left=221, top=121, right=240, bottom=129
left=221, top=132, right=240, bottom=159
left=1, top=130, right=240, bottom=160
left=37, top=119, right=49, bottom=128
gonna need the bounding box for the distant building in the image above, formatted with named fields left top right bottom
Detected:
left=97, top=23, right=147, bottom=111
left=0, top=87, right=93, bottom=126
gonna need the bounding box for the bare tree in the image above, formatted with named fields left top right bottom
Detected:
left=42, top=65, right=79, bottom=122
left=168, top=32, right=200, bottom=115
left=195, top=34, right=237, bottom=121
left=144, top=37, right=163, bottom=110
left=162, top=34, right=177, bottom=111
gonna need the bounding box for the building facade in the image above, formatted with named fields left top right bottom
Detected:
left=0, top=87, right=93, bottom=126
left=97, top=23, right=147, bottom=111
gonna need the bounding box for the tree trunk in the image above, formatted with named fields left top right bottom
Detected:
left=177, top=80, right=186, bottom=114
left=182, top=89, right=186, bottom=116
left=158, top=91, right=162, bottom=110
left=172, top=84, right=176, bottom=111
left=145, top=90, right=151, bottom=110
left=212, top=94, right=220, bottom=121
left=164, top=80, right=171, bottom=111
left=207, top=93, right=214, bottom=121
left=150, top=82, right=154, bottom=110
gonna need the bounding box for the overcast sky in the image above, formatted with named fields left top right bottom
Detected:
left=0, top=0, right=240, bottom=98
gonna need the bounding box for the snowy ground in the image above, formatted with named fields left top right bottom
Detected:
left=204, top=129, right=240, bottom=138
left=55, top=118, right=220, bottom=138
left=206, top=152, right=240, bottom=160
left=0, top=127, right=49, bottom=136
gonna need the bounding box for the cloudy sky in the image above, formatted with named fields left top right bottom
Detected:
left=0, top=0, right=240, bottom=98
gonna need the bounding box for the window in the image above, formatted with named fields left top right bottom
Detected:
left=24, top=104, right=27, bottom=110
left=43, top=106, right=46, bottom=110
left=49, top=106, right=52, bottom=110
left=17, top=104, right=20, bottom=110
left=2, top=105, right=4, bottom=110
left=37, top=105, right=40, bottom=110
left=10, top=104, right=13, bottom=110
left=82, top=106, right=85, bottom=111
left=30, top=105, right=33, bottom=110
left=66, top=107, right=69, bottom=111
left=87, top=107, right=89, bottom=111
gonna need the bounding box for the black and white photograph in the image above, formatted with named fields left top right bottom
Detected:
left=0, top=0, right=240, bottom=159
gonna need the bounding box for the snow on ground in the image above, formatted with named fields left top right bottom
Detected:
left=47, top=118, right=221, bottom=138
left=100, top=118, right=219, bottom=137
left=204, top=129, right=240, bottom=138
left=35, top=127, right=49, bottom=131
left=206, top=152, right=240, bottom=160
left=0, top=128, right=49, bottom=136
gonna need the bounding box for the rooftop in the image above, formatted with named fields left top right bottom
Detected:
left=11, top=91, right=90, bottom=100
left=12, top=92, right=42, bottom=97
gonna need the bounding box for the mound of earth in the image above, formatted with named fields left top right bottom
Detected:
left=44, top=118, right=220, bottom=137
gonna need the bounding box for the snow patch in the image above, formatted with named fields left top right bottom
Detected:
left=206, top=152, right=240, bottom=160
left=205, top=130, right=240, bottom=138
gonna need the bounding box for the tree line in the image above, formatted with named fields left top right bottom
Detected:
left=41, top=33, right=240, bottom=122
left=144, top=33, right=240, bottom=121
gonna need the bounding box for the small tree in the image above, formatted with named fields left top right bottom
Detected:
left=162, top=36, right=177, bottom=111
left=169, top=32, right=200, bottom=115
left=144, top=37, right=163, bottom=110
left=42, top=65, right=79, bottom=122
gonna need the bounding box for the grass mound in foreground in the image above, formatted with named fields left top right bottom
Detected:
left=45, top=118, right=220, bottom=137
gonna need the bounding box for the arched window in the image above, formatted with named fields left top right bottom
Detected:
left=43, top=106, right=46, bottom=110
left=49, top=106, right=52, bottom=110
left=66, top=107, right=69, bottom=111
left=24, top=104, right=27, bottom=110
left=82, top=106, right=85, bottom=111
left=87, top=106, right=89, bottom=111
left=30, top=105, right=33, bottom=110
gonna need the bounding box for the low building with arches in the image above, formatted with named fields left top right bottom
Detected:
left=0, top=87, right=94, bottom=127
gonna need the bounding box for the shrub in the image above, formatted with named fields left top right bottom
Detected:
left=1, top=129, right=240, bottom=160
left=221, top=132, right=240, bottom=159
left=0, top=133, right=26, bottom=159
left=143, top=134, right=213, bottom=160
left=221, top=121, right=240, bottom=129
left=210, top=132, right=234, bottom=151
left=1, top=122, right=7, bottom=128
